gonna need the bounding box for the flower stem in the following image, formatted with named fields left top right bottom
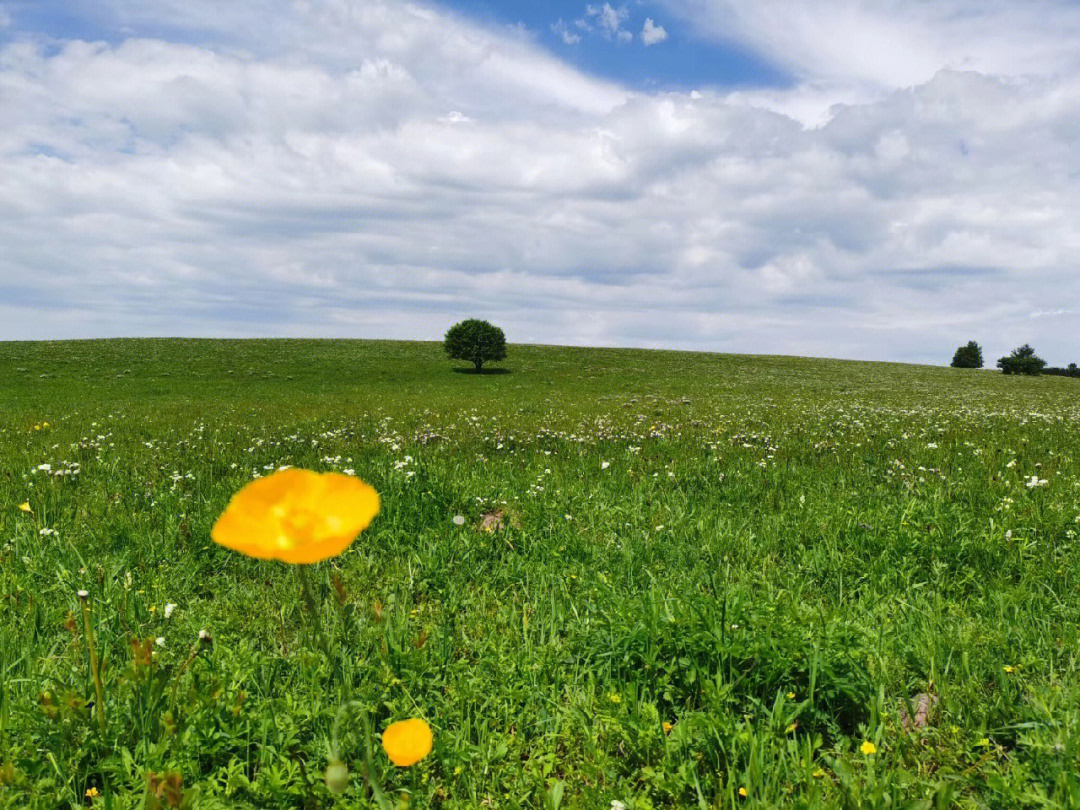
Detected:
left=296, top=565, right=331, bottom=655
left=78, top=592, right=106, bottom=732
left=330, top=700, right=393, bottom=810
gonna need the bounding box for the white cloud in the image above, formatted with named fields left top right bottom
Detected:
left=586, top=3, right=632, bottom=42
left=662, top=1, right=1080, bottom=100
left=641, top=18, right=668, bottom=46
left=551, top=18, right=582, bottom=45
left=589, top=3, right=625, bottom=33
left=2, top=0, right=1080, bottom=364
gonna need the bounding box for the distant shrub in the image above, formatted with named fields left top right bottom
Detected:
left=1044, top=362, right=1080, bottom=378
left=951, top=341, right=983, bottom=369
left=997, top=344, right=1046, bottom=376
left=444, top=319, right=507, bottom=372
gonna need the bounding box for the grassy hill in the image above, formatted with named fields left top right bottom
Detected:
left=2, top=339, right=1078, bottom=807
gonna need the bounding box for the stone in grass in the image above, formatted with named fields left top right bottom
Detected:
left=479, top=510, right=505, bottom=532
left=899, top=693, right=938, bottom=731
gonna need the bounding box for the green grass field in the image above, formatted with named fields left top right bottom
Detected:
left=2, top=339, right=1079, bottom=808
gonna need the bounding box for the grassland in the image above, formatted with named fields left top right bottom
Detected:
left=2, top=338, right=1079, bottom=809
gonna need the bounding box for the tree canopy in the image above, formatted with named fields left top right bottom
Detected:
left=444, top=319, right=507, bottom=372
left=997, top=344, right=1046, bottom=376
left=951, top=341, right=983, bottom=369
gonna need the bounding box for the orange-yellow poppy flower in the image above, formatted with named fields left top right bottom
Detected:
left=381, top=718, right=433, bottom=767
left=212, top=469, right=379, bottom=564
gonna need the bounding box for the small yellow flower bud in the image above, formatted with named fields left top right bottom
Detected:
left=325, top=760, right=350, bottom=794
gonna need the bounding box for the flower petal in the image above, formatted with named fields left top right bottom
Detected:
left=382, top=718, right=433, bottom=767
left=211, top=469, right=379, bottom=563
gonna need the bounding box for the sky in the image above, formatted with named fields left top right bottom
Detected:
left=2, top=1, right=1080, bottom=364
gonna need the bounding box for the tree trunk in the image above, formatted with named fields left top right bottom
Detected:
left=474, top=359, right=483, bottom=372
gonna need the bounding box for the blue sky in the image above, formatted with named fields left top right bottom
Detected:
left=435, top=0, right=790, bottom=89
left=2, top=0, right=1080, bottom=364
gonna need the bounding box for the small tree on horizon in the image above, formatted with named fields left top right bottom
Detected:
left=997, top=344, right=1046, bottom=376
left=444, top=318, right=507, bottom=372
left=951, top=340, right=983, bottom=369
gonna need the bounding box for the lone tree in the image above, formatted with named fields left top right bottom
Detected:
left=951, top=340, right=984, bottom=368
left=997, top=344, right=1046, bottom=376
left=444, top=318, right=507, bottom=372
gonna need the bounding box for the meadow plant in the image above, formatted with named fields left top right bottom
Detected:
left=2, top=339, right=1080, bottom=807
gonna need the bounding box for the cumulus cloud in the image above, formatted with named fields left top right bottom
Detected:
left=586, top=3, right=632, bottom=42
left=1, top=0, right=1079, bottom=363
left=641, top=18, right=668, bottom=46
left=551, top=18, right=582, bottom=45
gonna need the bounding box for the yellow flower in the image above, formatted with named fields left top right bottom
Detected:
left=738, top=787, right=748, bottom=798
left=212, top=469, right=379, bottom=564
left=812, top=768, right=826, bottom=778
left=860, top=741, right=877, bottom=755
left=662, top=721, right=674, bottom=734
left=608, top=693, right=622, bottom=704
left=786, top=722, right=798, bottom=734
left=786, top=691, right=796, bottom=700
left=85, top=787, right=99, bottom=798
left=381, top=718, right=433, bottom=767
left=18, top=502, right=32, bottom=513
left=1003, top=665, right=1015, bottom=674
